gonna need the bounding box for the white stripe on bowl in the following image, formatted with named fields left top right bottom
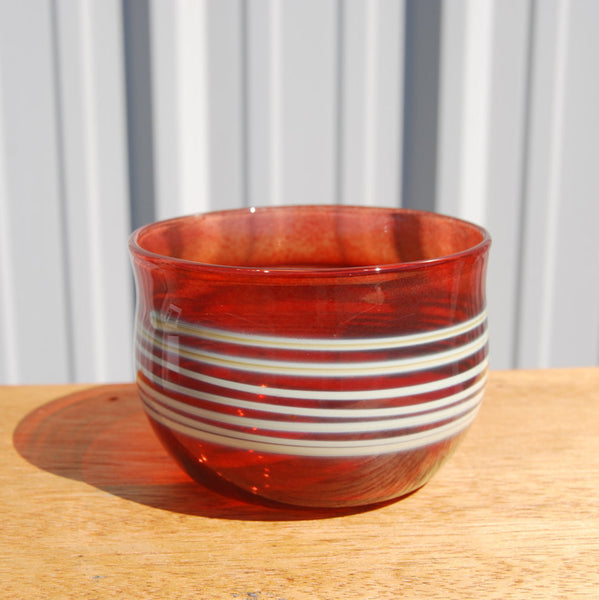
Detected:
left=139, top=377, right=484, bottom=434
left=138, top=324, right=488, bottom=377
left=150, top=308, right=488, bottom=351
left=141, top=396, right=481, bottom=457
left=137, top=364, right=487, bottom=418
left=136, top=340, right=489, bottom=402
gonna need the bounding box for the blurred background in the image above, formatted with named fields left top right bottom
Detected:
left=0, top=0, right=598, bottom=384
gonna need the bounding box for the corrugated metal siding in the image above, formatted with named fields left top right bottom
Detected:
left=0, top=0, right=597, bottom=383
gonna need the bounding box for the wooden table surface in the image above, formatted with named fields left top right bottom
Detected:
left=1, top=369, right=598, bottom=599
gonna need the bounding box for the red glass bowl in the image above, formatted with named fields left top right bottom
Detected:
left=129, top=205, right=491, bottom=508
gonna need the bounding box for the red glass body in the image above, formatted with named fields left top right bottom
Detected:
left=129, top=206, right=491, bottom=507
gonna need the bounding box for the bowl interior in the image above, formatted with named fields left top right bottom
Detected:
left=134, top=206, right=488, bottom=269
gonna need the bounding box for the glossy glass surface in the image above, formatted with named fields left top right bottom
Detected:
left=129, top=205, right=491, bottom=507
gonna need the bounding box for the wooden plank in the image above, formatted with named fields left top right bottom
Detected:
left=2, top=369, right=598, bottom=598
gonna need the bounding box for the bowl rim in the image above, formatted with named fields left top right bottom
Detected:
left=128, top=205, right=491, bottom=277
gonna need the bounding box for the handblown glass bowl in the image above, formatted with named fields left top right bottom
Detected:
left=129, top=205, right=491, bottom=508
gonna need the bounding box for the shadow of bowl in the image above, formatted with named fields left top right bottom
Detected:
left=13, top=384, right=397, bottom=521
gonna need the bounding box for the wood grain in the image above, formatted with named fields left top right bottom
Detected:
left=1, top=369, right=598, bottom=599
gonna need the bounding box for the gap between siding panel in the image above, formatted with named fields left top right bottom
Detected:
left=240, top=0, right=250, bottom=207
left=514, top=0, right=536, bottom=369
left=49, top=0, right=75, bottom=382
left=0, top=80, right=19, bottom=382
left=335, top=0, right=345, bottom=206
left=122, top=0, right=156, bottom=230
left=269, top=0, right=282, bottom=206
left=516, top=0, right=570, bottom=368
left=538, top=0, right=569, bottom=367
left=363, top=0, right=377, bottom=207
left=401, top=0, right=441, bottom=211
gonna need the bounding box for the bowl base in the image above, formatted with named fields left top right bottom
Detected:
left=147, top=416, right=463, bottom=509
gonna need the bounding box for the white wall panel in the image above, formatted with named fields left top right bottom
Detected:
left=437, top=0, right=507, bottom=368
left=0, top=0, right=132, bottom=384
left=0, top=44, right=18, bottom=383
left=0, top=1, right=71, bottom=383
left=436, top=0, right=466, bottom=217
left=340, top=0, right=404, bottom=208
left=518, top=0, right=569, bottom=368
left=150, top=0, right=211, bottom=219
left=437, top=0, right=494, bottom=224
left=1, top=0, right=598, bottom=383
left=54, top=0, right=133, bottom=381
left=549, top=0, right=599, bottom=366
left=277, top=0, right=339, bottom=206
left=246, top=0, right=279, bottom=207
left=206, top=0, right=246, bottom=209
left=484, top=0, right=532, bottom=370
left=519, top=0, right=599, bottom=367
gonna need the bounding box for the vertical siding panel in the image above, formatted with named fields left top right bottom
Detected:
left=518, top=0, right=570, bottom=367
left=402, top=0, right=441, bottom=212
left=454, top=0, right=494, bottom=226
left=269, top=0, right=283, bottom=207
left=484, top=0, right=532, bottom=369
left=54, top=0, right=133, bottom=382
left=438, top=0, right=520, bottom=369
left=339, top=0, right=369, bottom=206
left=0, top=1, right=71, bottom=383
left=246, top=0, right=277, bottom=207
left=339, top=0, right=403, bottom=208
left=206, top=0, right=245, bottom=210
left=248, top=1, right=339, bottom=208
left=89, top=0, right=134, bottom=382
left=177, top=1, right=210, bottom=215
left=543, top=0, right=599, bottom=366
left=123, top=0, right=156, bottom=231
left=149, top=1, right=178, bottom=218
left=435, top=0, right=466, bottom=216
left=371, top=0, right=404, bottom=208
left=0, top=70, right=18, bottom=383
left=1, top=0, right=595, bottom=383
left=437, top=0, right=494, bottom=223
left=150, top=0, right=210, bottom=219
left=516, top=0, right=599, bottom=367
left=277, top=0, right=338, bottom=205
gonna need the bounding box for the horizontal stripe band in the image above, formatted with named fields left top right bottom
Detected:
left=137, top=325, right=488, bottom=377
left=137, top=365, right=487, bottom=418
left=138, top=376, right=485, bottom=433
left=150, top=309, right=488, bottom=351
left=136, top=341, right=489, bottom=402
left=141, top=396, right=480, bottom=457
